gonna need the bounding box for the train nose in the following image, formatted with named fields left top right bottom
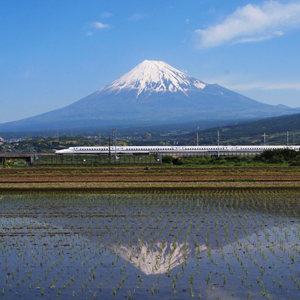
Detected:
left=55, top=149, right=73, bottom=154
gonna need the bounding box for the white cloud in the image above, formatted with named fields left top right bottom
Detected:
left=129, top=13, right=146, bottom=21
left=205, top=73, right=300, bottom=91
left=195, top=1, right=300, bottom=48
left=91, top=22, right=110, bottom=29
left=100, top=12, right=112, bottom=18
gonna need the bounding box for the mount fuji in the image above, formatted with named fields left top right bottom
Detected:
left=1, top=60, right=299, bottom=132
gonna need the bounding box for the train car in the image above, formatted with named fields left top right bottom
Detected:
left=55, top=145, right=300, bottom=155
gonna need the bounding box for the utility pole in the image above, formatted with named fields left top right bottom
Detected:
left=293, top=132, right=295, bottom=145
left=112, top=128, right=117, bottom=160
left=196, top=132, right=199, bottom=146
left=98, top=132, right=101, bottom=146
left=262, top=132, right=268, bottom=146
left=217, top=130, right=220, bottom=157
left=115, top=128, right=117, bottom=160
left=108, top=136, right=111, bottom=157
left=287, top=131, right=289, bottom=147
left=57, top=129, right=59, bottom=140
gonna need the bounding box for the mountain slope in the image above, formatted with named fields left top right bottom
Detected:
left=181, top=112, right=300, bottom=145
left=1, top=60, right=299, bottom=132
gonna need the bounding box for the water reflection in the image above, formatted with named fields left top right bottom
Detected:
left=114, top=240, right=207, bottom=275
left=1, top=193, right=300, bottom=300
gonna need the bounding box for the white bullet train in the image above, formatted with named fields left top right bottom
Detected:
left=55, top=145, right=300, bottom=155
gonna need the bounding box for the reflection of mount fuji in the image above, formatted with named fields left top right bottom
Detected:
left=115, top=240, right=207, bottom=275
left=6, top=194, right=296, bottom=277
left=8, top=215, right=298, bottom=277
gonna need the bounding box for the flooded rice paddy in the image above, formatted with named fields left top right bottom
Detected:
left=1, top=190, right=300, bottom=299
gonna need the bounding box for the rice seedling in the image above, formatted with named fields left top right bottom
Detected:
left=0, top=190, right=299, bottom=298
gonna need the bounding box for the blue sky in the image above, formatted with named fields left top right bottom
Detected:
left=1, top=0, right=300, bottom=123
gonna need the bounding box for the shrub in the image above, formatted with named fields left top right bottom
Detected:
left=289, top=156, right=300, bottom=166
left=172, top=158, right=183, bottom=165
left=256, top=149, right=299, bottom=164
left=162, top=155, right=173, bottom=164
left=180, top=157, right=209, bottom=165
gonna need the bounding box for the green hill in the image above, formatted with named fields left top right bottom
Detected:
left=182, top=113, right=300, bottom=145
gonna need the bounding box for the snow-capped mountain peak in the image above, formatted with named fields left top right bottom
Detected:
left=101, top=60, right=206, bottom=97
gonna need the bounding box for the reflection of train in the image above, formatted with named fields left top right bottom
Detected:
left=55, top=145, right=300, bottom=155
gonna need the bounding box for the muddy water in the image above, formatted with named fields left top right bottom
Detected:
left=0, top=191, right=300, bottom=299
